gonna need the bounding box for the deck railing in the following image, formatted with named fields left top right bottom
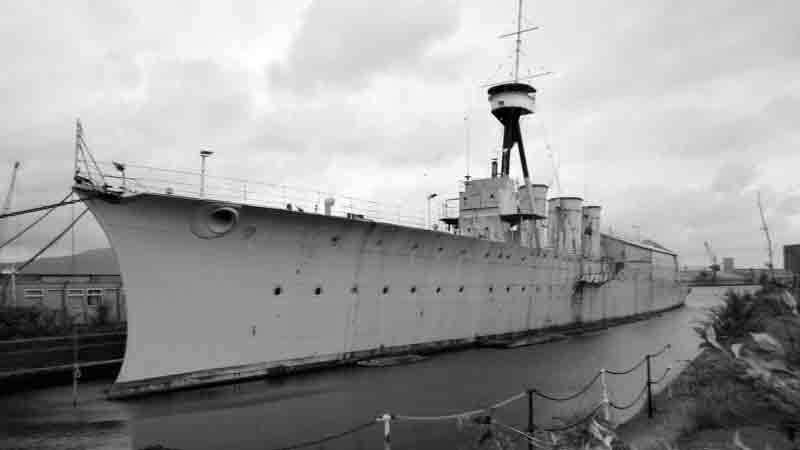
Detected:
left=78, top=161, right=428, bottom=229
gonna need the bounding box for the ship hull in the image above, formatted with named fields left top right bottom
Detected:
left=79, top=190, right=687, bottom=399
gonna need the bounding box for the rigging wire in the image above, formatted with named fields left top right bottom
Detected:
left=0, top=193, right=73, bottom=251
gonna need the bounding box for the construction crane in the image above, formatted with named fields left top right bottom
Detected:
left=757, top=191, right=775, bottom=282
left=1, top=161, right=21, bottom=306
left=704, top=241, right=720, bottom=282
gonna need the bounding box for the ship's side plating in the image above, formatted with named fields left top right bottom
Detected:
left=80, top=190, right=685, bottom=398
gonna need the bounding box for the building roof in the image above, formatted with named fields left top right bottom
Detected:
left=2, top=248, right=120, bottom=275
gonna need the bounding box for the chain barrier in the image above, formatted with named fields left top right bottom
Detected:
left=262, top=344, right=674, bottom=450
left=531, top=370, right=601, bottom=402
left=648, top=344, right=671, bottom=358
left=605, top=356, right=647, bottom=376
left=609, top=384, right=648, bottom=410
left=651, top=367, right=672, bottom=385
left=266, top=420, right=378, bottom=450
left=541, top=402, right=606, bottom=432
left=395, top=391, right=526, bottom=422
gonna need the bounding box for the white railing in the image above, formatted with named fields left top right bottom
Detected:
left=78, top=161, right=427, bottom=229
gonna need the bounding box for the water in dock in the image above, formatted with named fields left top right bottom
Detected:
left=0, top=286, right=756, bottom=450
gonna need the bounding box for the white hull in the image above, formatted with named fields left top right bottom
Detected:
left=79, top=189, right=686, bottom=398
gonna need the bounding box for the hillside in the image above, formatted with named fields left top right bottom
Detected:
left=2, top=248, right=119, bottom=275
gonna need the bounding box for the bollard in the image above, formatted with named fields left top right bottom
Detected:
left=599, top=368, right=610, bottom=422
left=378, top=413, right=392, bottom=450
left=527, top=389, right=534, bottom=450
left=646, top=354, right=654, bottom=418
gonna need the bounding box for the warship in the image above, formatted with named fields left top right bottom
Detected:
left=72, top=10, right=687, bottom=399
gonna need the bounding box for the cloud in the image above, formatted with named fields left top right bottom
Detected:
left=711, top=163, right=758, bottom=194
left=268, top=0, right=460, bottom=92
left=1, top=0, right=799, bottom=271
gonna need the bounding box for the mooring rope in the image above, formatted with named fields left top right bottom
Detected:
left=0, top=192, right=73, bottom=251
left=15, top=208, right=89, bottom=272
left=0, top=196, right=84, bottom=220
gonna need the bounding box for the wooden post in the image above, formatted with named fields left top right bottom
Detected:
left=72, top=326, right=80, bottom=407
left=61, top=283, right=69, bottom=328
left=527, top=389, right=534, bottom=450
left=646, top=354, right=654, bottom=418
left=378, top=413, right=392, bottom=450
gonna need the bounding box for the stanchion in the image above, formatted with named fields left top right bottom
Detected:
left=527, top=389, right=534, bottom=450
left=378, top=413, right=392, bottom=450
left=599, top=368, right=610, bottom=422
left=646, top=354, right=653, bottom=418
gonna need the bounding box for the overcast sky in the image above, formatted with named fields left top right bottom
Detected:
left=1, top=0, right=798, bottom=268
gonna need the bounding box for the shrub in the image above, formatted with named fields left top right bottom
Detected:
left=695, top=290, right=760, bottom=343
left=0, top=306, right=69, bottom=339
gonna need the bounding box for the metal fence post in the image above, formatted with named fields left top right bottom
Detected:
left=378, top=413, right=392, bottom=450
left=646, top=354, right=654, bottom=418
left=527, top=389, right=534, bottom=450
left=600, top=368, right=610, bottom=421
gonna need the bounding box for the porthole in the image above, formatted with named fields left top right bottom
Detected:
left=435, top=287, right=442, bottom=294
left=382, top=286, right=390, bottom=295
left=506, top=255, right=511, bottom=259
left=506, top=286, right=511, bottom=292
left=522, top=286, right=527, bottom=292
left=521, top=256, right=527, bottom=262
left=410, top=286, right=417, bottom=293
left=351, top=285, right=359, bottom=294
left=331, top=236, right=340, bottom=245
left=489, top=285, right=494, bottom=293
left=484, top=252, right=490, bottom=258
left=458, top=286, right=464, bottom=293
left=437, top=247, right=444, bottom=252
left=376, top=239, right=383, bottom=246
left=273, top=286, right=282, bottom=296
left=314, top=286, right=322, bottom=296
left=412, top=243, right=419, bottom=250
left=498, top=253, right=503, bottom=259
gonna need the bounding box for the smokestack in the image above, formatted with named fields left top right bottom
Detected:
left=559, top=197, right=583, bottom=256
left=547, top=198, right=560, bottom=251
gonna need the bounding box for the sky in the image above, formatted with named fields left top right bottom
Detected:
left=0, top=0, right=798, bottom=269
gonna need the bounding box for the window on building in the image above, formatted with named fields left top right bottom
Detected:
left=23, top=289, right=44, bottom=302
left=87, top=289, right=103, bottom=307
left=67, top=288, right=85, bottom=304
